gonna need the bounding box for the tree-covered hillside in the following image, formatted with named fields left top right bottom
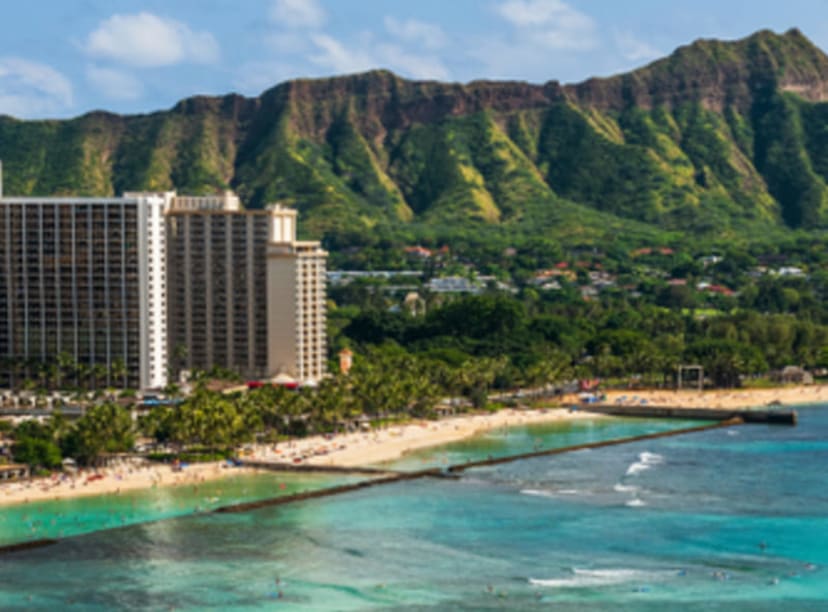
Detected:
left=1, top=28, right=828, bottom=248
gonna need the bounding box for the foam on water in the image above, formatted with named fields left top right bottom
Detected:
left=529, top=567, right=676, bottom=588
left=521, top=488, right=554, bottom=498
left=520, top=488, right=588, bottom=498
left=625, top=451, right=664, bottom=475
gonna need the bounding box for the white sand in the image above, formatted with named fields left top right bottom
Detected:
left=599, top=384, right=828, bottom=410
left=251, top=407, right=601, bottom=468
left=0, top=460, right=257, bottom=507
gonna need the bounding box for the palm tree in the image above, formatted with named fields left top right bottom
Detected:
left=110, top=357, right=128, bottom=389
left=457, top=356, right=506, bottom=409
left=64, top=401, right=135, bottom=466
left=91, top=363, right=108, bottom=391
left=76, top=362, right=92, bottom=390
left=57, top=352, right=77, bottom=389
left=309, top=380, right=345, bottom=433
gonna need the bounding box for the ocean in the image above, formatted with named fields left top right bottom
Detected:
left=0, top=407, right=826, bottom=610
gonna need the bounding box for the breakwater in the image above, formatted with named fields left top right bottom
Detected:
left=214, top=418, right=742, bottom=512
left=212, top=468, right=451, bottom=514
left=446, top=417, right=742, bottom=472
left=238, top=461, right=392, bottom=476
left=0, top=538, right=59, bottom=555
left=579, top=404, right=797, bottom=424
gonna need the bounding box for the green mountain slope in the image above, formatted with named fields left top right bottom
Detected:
left=1, top=28, right=828, bottom=245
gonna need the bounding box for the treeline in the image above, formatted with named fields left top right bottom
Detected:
left=3, top=350, right=509, bottom=470
left=335, top=293, right=828, bottom=389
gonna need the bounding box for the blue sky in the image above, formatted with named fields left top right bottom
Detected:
left=1, top=0, right=827, bottom=119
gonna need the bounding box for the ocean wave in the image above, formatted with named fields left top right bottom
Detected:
left=520, top=488, right=586, bottom=498
left=529, top=567, right=673, bottom=588
left=521, top=489, right=554, bottom=498
left=626, top=498, right=647, bottom=507
left=613, top=483, right=639, bottom=493
left=625, top=451, right=664, bottom=476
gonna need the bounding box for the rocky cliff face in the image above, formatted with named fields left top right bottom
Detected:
left=2, top=28, right=828, bottom=238
left=566, top=29, right=828, bottom=112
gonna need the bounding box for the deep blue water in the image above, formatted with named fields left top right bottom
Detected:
left=1, top=407, right=826, bottom=610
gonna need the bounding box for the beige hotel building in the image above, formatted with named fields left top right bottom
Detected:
left=166, top=196, right=327, bottom=384
left=0, top=182, right=327, bottom=390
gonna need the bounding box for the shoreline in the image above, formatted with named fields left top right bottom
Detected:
left=1, top=384, right=826, bottom=506
left=599, top=384, right=828, bottom=410
left=0, top=460, right=260, bottom=507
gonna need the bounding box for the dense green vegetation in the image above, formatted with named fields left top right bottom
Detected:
left=333, top=291, right=828, bottom=387
left=1, top=29, right=828, bottom=255
left=3, top=352, right=504, bottom=468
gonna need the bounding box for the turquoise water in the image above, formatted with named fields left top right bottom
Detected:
left=377, top=415, right=705, bottom=471
left=1, top=408, right=826, bottom=610
left=0, top=471, right=368, bottom=547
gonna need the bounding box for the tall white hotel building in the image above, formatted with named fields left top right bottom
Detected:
left=0, top=183, right=327, bottom=390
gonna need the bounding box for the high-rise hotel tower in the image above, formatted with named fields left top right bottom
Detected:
left=165, top=197, right=327, bottom=383
left=0, top=182, right=327, bottom=390
left=0, top=193, right=168, bottom=390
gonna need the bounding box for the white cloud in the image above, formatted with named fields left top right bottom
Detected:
left=85, top=12, right=219, bottom=67
left=264, top=31, right=312, bottom=54
left=494, top=0, right=597, bottom=50
left=259, top=5, right=450, bottom=83
left=384, top=17, right=447, bottom=50
left=377, top=44, right=450, bottom=80
left=614, top=30, right=661, bottom=63
left=86, top=66, right=143, bottom=100
left=308, top=34, right=450, bottom=80
left=310, top=34, right=376, bottom=74
left=466, top=0, right=603, bottom=82
left=269, top=0, right=326, bottom=29
left=234, top=60, right=298, bottom=93
left=0, top=57, right=73, bottom=118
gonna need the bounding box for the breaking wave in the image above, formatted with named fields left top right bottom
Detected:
left=529, top=567, right=676, bottom=588
left=625, top=451, right=664, bottom=476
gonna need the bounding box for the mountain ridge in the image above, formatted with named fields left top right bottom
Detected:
left=1, top=28, right=828, bottom=243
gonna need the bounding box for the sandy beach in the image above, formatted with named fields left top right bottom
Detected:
left=1, top=384, right=825, bottom=507
left=0, top=460, right=259, bottom=507
left=278, top=407, right=601, bottom=467
left=599, top=384, right=828, bottom=410
left=237, top=385, right=828, bottom=469
left=0, top=407, right=599, bottom=506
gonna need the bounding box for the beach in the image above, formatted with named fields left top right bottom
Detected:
left=1, top=384, right=825, bottom=506
left=599, top=384, right=828, bottom=410
left=276, top=407, right=602, bottom=467
left=0, top=459, right=259, bottom=507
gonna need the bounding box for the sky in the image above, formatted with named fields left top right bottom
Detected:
left=1, top=0, right=827, bottom=119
